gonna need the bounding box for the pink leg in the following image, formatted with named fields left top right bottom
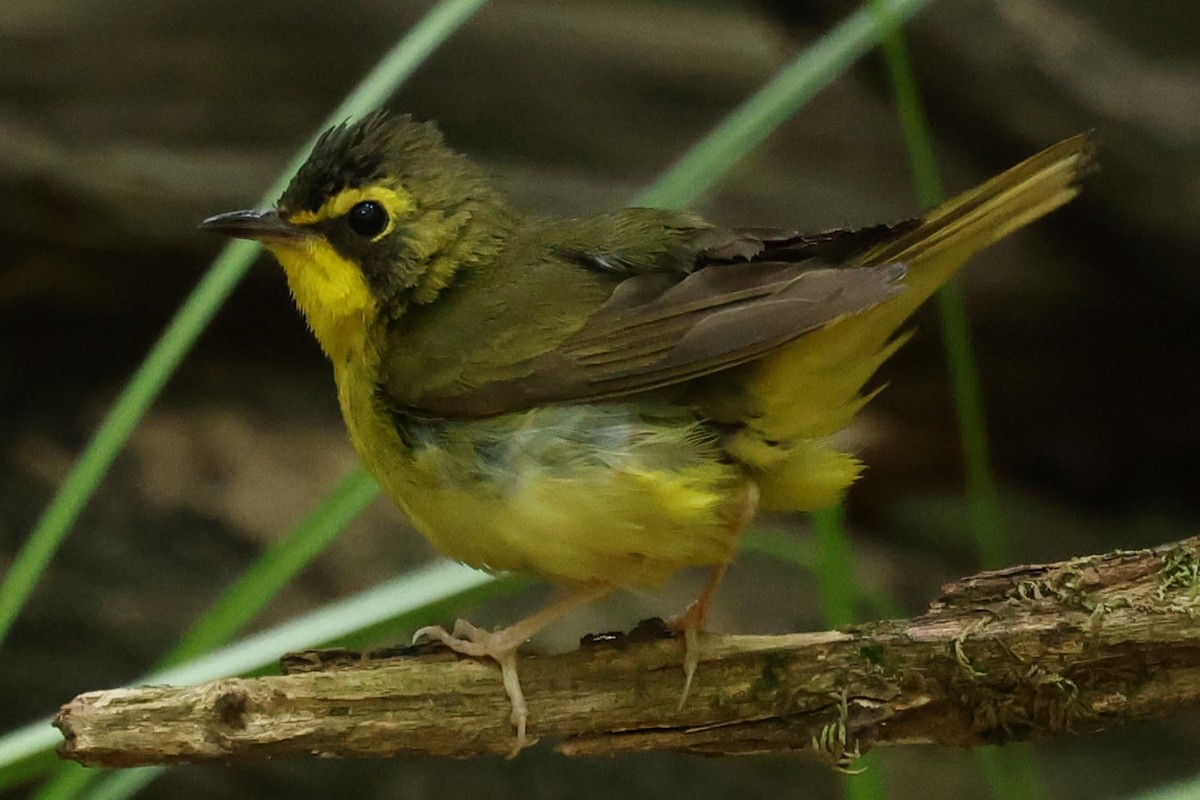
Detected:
left=669, top=562, right=729, bottom=708
left=669, top=481, right=759, bottom=708
left=413, top=583, right=613, bottom=755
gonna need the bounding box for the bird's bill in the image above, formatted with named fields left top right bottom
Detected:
left=199, top=208, right=309, bottom=242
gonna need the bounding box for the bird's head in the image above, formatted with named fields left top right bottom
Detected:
left=202, top=110, right=513, bottom=360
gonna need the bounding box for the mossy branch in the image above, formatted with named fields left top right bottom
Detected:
left=56, top=536, right=1200, bottom=766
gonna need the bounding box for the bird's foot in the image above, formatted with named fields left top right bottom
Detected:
left=413, top=620, right=530, bottom=756
left=666, top=598, right=708, bottom=711
left=411, top=585, right=613, bottom=756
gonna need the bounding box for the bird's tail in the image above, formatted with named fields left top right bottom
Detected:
left=709, top=135, right=1095, bottom=511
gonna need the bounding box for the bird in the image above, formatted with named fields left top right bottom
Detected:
left=201, top=110, right=1092, bottom=753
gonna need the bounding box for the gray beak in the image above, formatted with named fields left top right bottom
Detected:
left=199, top=208, right=309, bottom=242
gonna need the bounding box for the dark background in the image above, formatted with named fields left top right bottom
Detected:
left=2, top=0, right=1198, bottom=797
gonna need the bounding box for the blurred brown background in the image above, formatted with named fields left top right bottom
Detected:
left=2, top=0, right=1198, bottom=797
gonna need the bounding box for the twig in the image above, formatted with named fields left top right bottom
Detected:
left=55, top=536, right=1200, bottom=766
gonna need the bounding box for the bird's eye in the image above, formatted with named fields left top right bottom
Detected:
left=346, top=200, right=389, bottom=238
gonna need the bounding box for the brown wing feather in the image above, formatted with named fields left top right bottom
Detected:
left=697, top=221, right=919, bottom=264
left=410, top=259, right=906, bottom=417
left=386, top=137, right=1091, bottom=422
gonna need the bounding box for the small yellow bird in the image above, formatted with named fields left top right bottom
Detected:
left=203, top=111, right=1091, bottom=750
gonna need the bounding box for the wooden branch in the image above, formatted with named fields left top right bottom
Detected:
left=56, top=537, right=1200, bottom=767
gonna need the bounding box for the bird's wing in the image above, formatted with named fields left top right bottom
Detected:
left=381, top=217, right=908, bottom=418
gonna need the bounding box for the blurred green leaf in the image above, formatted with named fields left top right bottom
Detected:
left=2, top=1, right=941, bottom=797
left=868, top=3, right=1034, bottom=798
left=0, top=0, right=492, bottom=654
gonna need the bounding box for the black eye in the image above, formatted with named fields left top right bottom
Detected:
left=346, top=200, right=389, bottom=238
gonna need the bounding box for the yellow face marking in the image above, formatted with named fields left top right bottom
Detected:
left=286, top=185, right=415, bottom=241
left=265, top=236, right=378, bottom=362
left=265, top=183, right=416, bottom=360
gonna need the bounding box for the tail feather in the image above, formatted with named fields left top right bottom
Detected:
left=710, top=135, right=1094, bottom=509
left=859, top=133, right=1094, bottom=302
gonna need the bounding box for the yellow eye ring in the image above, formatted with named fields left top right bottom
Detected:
left=286, top=185, right=414, bottom=237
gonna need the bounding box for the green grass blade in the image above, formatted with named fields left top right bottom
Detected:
left=30, top=764, right=101, bottom=800
left=811, top=502, right=887, bottom=798
left=0, top=563, right=522, bottom=773
left=868, top=3, right=1035, bottom=798
left=0, top=0, right=490, bottom=654
left=162, top=468, right=379, bottom=666
left=34, top=567, right=527, bottom=800
left=742, top=528, right=818, bottom=571
left=17, top=469, right=378, bottom=798
left=1, top=2, right=492, bottom=793
left=635, top=0, right=931, bottom=209
left=3, top=2, right=940, bottom=793
left=935, top=286, right=1008, bottom=568
left=0, top=240, right=254, bottom=651
left=813, top=504, right=888, bottom=800
left=81, top=768, right=161, bottom=800
left=1124, top=775, right=1200, bottom=800
left=973, top=747, right=1048, bottom=800
left=26, top=473, right=376, bottom=800
left=147, top=565, right=519, bottom=688
left=743, top=526, right=902, bottom=621
left=867, top=0, right=1006, bottom=569
left=813, top=505, right=857, bottom=628
left=867, top=3, right=942, bottom=207
left=847, top=757, right=887, bottom=800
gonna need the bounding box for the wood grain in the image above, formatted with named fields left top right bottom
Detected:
left=55, top=536, right=1200, bottom=766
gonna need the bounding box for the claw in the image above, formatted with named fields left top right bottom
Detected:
left=412, top=624, right=448, bottom=645
left=412, top=620, right=531, bottom=755
left=668, top=597, right=708, bottom=710
left=680, top=624, right=699, bottom=710
left=409, top=585, right=613, bottom=756
left=671, top=482, right=756, bottom=709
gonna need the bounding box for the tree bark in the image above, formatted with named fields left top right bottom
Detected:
left=55, top=536, right=1200, bottom=767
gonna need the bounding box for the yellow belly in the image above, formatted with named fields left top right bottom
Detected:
left=396, top=450, right=744, bottom=588
left=336, top=362, right=748, bottom=589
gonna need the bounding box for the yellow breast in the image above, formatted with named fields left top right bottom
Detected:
left=337, top=377, right=750, bottom=589
left=264, top=238, right=755, bottom=588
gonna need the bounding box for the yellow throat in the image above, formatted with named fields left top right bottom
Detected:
left=265, top=236, right=379, bottom=365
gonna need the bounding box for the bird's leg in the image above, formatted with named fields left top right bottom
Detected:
left=669, top=481, right=759, bottom=708
left=669, top=561, right=728, bottom=709
left=413, top=583, right=612, bottom=756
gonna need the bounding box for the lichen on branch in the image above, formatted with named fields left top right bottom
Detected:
left=55, top=536, right=1200, bottom=765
